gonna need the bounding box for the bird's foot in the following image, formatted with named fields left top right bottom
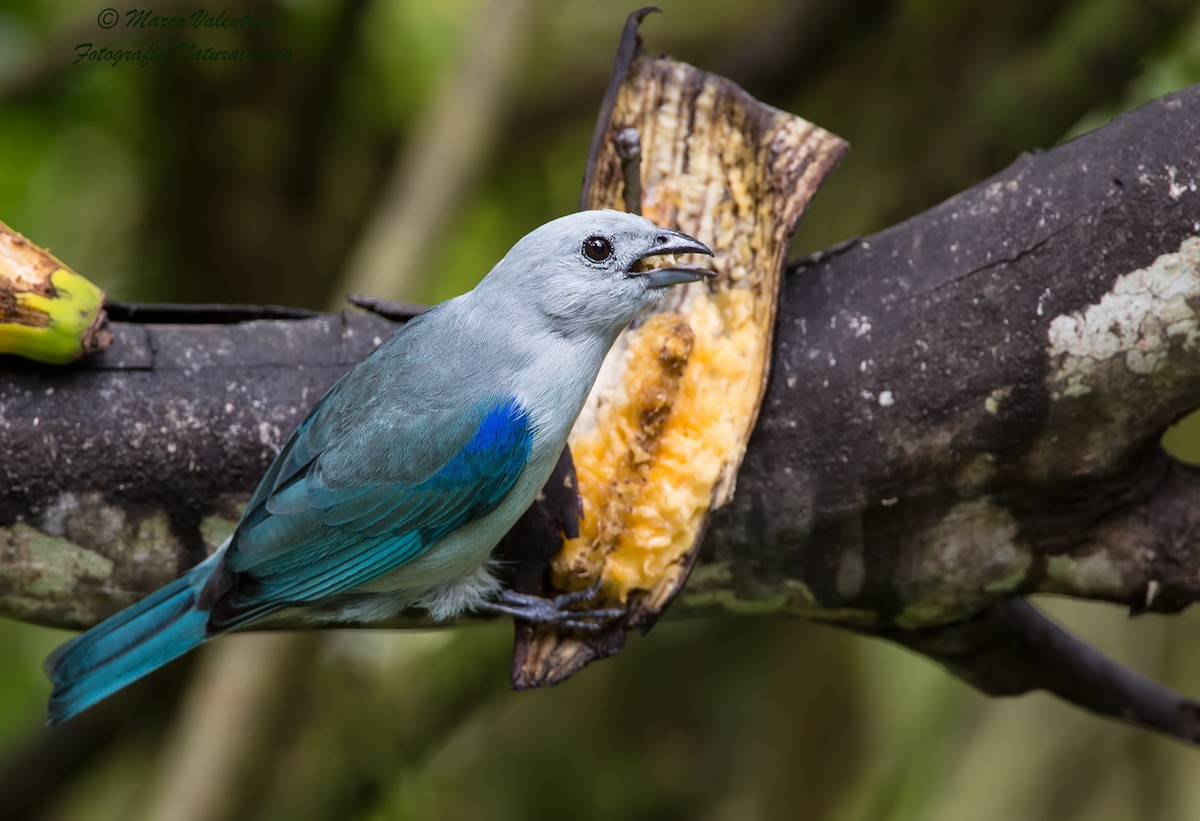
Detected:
left=480, top=580, right=623, bottom=632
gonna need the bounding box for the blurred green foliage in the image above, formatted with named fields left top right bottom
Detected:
left=2, top=1, right=1200, bottom=819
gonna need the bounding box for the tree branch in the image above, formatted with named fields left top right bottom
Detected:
left=868, top=598, right=1200, bottom=743
left=4, top=84, right=1200, bottom=740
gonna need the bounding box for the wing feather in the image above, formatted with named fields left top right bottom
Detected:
left=212, top=395, right=532, bottom=622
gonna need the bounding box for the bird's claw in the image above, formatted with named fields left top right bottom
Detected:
left=481, top=580, right=623, bottom=632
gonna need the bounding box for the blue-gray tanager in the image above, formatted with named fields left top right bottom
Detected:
left=44, top=210, right=713, bottom=724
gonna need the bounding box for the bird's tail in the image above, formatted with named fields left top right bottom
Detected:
left=44, top=553, right=219, bottom=725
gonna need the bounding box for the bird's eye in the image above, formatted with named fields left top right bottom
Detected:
left=582, top=235, right=614, bottom=263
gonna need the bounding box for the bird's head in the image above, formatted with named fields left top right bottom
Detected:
left=480, top=210, right=715, bottom=337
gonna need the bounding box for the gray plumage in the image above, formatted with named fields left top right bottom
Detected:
left=44, top=209, right=712, bottom=723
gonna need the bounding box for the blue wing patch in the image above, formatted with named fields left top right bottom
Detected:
left=210, top=396, right=532, bottom=625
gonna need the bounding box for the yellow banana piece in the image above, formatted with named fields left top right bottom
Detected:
left=0, top=223, right=110, bottom=364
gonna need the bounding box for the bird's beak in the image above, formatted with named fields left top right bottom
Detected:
left=627, top=228, right=716, bottom=290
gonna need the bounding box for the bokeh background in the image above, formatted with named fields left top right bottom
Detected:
left=3, top=1, right=1200, bottom=819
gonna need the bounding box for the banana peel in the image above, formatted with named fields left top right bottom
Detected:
left=0, top=221, right=111, bottom=364
left=509, top=9, right=848, bottom=687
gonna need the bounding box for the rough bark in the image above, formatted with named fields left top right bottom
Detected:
left=3, top=85, right=1200, bottom=740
